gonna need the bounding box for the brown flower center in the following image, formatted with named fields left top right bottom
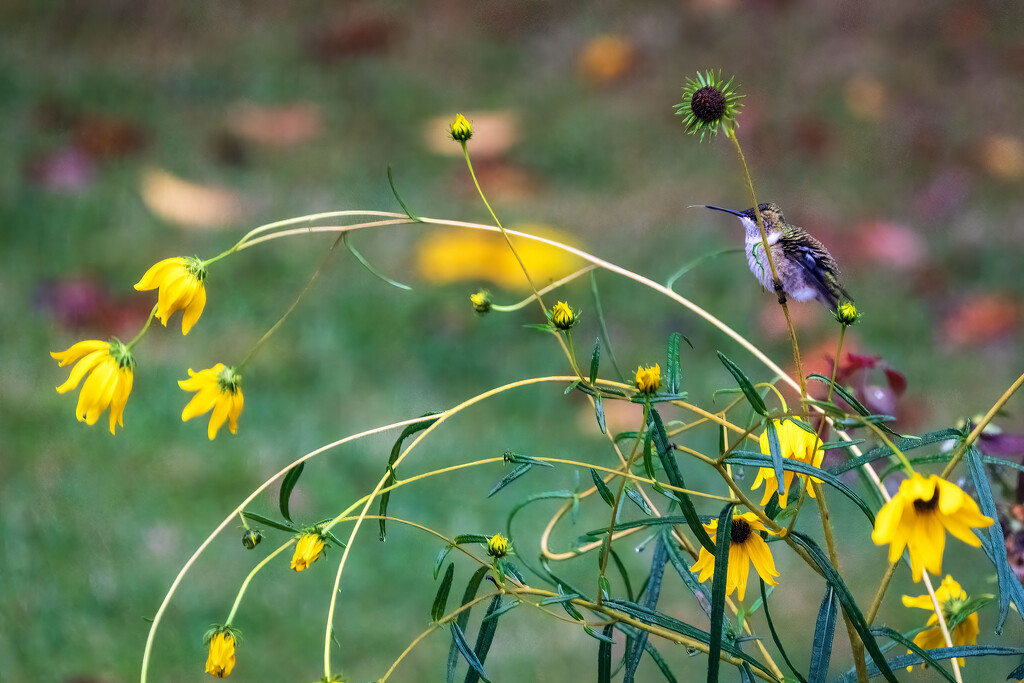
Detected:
left=691, top=86, right=727, bottom=123
left=912, top=488, right=940, bottom=514
left=731, top=518, right=752, bottom=544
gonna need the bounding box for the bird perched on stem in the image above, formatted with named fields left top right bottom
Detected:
left=705, top=202, right=853, bottom=310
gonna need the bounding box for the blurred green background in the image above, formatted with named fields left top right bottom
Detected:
left=3, top=1, right=1024, bottom=681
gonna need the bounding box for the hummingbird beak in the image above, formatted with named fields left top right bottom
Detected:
left=704, top=205, right=744, bottom=217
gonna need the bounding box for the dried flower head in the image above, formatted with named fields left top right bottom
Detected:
left=675, top=70, right=743, bottom=141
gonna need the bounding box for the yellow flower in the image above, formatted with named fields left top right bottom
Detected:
left=178, top=364, right=243, bottom=439
left=449, top=113, right=473, bottom=142
left=135, top=256, right=207, bottom=334
left=205, top=631, right=236, bottom=678
left=51, top=339, right=135, bottom=434
left=690, top=511, right=780, bottom=601
left=550, top=301, right=577, bottom=330
left=487, top=533, right=509, bottom=558
left=751, top=419, right=825, bottom=508
left=291, top=533, right=326, bottom=571
left=470, top=289, right=492, bottom=314
left=871, top=474, right=994, bottom=581
left=902, top=575, right=980, bottom=670
left=634, top=364, right=661, bottom=394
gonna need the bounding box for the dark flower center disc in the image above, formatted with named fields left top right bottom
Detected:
left=691, top=86, right=727, bottom=123
left=912, top=488, right=940, bottom=513
left=731, top=518, right=752, bottom=544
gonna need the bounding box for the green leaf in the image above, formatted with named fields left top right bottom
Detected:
left=434, top=545, right=454, bottom=580
left=808, top=585, right=838, bottom=683
left=648, top=408, right=715, bottom=553
left=641, top=639, right=679, bottom=683
left=624, top=484, right=653, bottom=516
left=765, top=420, right=786, bottom=499
left=453, top=534, right=491, bottom=545
left=727, top=452, right=875, bottom=525
left=608, top=548, right=635, bottom=602
left=487, top=463, right=534, bottom=497
left=464, top=595, right=502, bottom=683
left=708, top=503, right=736, bottom=683
left=343, top=232, right=411, bottom=290
left=449, top=622, right=490, bottom=683
left=432, top=563, right=455, bottom=622
left=598, top=624, right=614, bottom=683
left=585, top=515, right=705, bottom=538
left=807, top=373, right=900, bottom=437
left=788, top=532, right=898, bottom=683
left=760, top=580, right=808, bottom=683
left=662, top=529, right=714, bottom=618
left=590, top=337, right=601, bottom=384
left=387, top=164, right=420, bottom=221
left=278, top=462, right=305, bottom=523
left=624, top=536, right=669, bottom=683
left=866, top=627, right=956, bottom=683
left=717, top=351, right=768, bottom=416
left=966, top=445, right=1024, bottom=631
left=380, top=414, right=440, bottom=541
left=591, top=469, right=615, bottom=506
left=502, top=451, right=552, bottom=467
left=481, top=598, right=521, bottom=622
left=240, top=510, right=299, bottom=533
left=836, top=641, right=1024, bottom=682
left=594, top=395, right=607, bottom=434
left=447, top=566, right=490, bottom=683
left=826, top=428, right=960, bottom=475
left=666, top=333, right=682, bottom=395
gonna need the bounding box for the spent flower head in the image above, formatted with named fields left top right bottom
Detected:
left=470, top=289, right=492, bottom=315
left=634, top=364, right=661, bottom=395
left=871, top=473, right=994, bottom=581
left=135, top=256, right=208, bottom=335
left=51, top=338, right=135, bottom=434
left=241, top=528, right=262, bottom=550
left=675, top=70, right=743, bottom=141
left=550, top=301, right=578, bottom=331
left=835, top=301, right=862, bottom=325
left=179, top=364, right=244, bottom=440
left=449, top=113, right=473, bottom=143
left=291, top=531, right=327, bottom=572
left=690, top=511, right=780, bottom=601
left=487, top=533, right=509, bottom=558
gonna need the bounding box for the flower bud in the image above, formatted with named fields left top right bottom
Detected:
left=834, top=301, right=861, bottom=325
left=550, top=301, right=577, bottom=330
left=634, top=364, right=661, bottom=395
left=487, top=533, right=509, bottom=558
left=470, top=289, right=492, bottom=315
left=241, top=528, right=262, bottom=550
left=449, top=114, right=473, bottom=143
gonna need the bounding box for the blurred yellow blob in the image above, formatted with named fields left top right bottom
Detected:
left=577, top=35, right=636, bottom=87
left=416, top=223, right=583, bottom=290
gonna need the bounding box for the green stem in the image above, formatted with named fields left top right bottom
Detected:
left=865, top=561, right=899, bottom=625
left=125, top=305, right=158, bottom=350
left=942, top=369, right=1024, bottom=478
left=236, top=232, right=344, bottom=372
left=224, top=539, right=295, bottom=625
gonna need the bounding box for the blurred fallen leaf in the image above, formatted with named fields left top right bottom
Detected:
left=577, top=34, right=637, bottom=87
left=416, top=223, right=583, bottom=290
left=977, top=134, right=1024, bottom=181
left=74, top=115, right=147, bottom=159
left=225, top=102, right=322, bottom=147
left=941, top=293, right=1020, bottom=348
left=36, top=275, right=152, bottom=335
left=423, top=110, right=519, bottom=159
left=307, top=13, right=401, bottom=62
left=844, top=74, right=887, bottom=121
left=24, top=146, right=96, bottom=193
left=140, top=167, right=244, bottom=230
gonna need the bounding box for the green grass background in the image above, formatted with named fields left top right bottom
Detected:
left=3, top=1, right=1024, bottom=681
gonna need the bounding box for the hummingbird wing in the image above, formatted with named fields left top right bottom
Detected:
left=779, top=233, right=853, bottom=308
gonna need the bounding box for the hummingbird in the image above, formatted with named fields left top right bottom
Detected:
left=704, top=202, right=853, bottom=310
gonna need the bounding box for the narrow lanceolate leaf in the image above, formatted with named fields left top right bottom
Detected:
left=717, top=351, right=768, bottom=416
left=594, top=395, right=607, bottom=434
left=866, top=627, right=956, bottom=683
left=380, top=414, right=440, bottom=541
left=278, top=462, right=305, bottom=523
left=487, top=463, right=534, bottom=497
left=808, top=585, right=838, bottom=683
left=966, top=445, right=1024, bottom=631
left=663, top=529, right=713, bottom=618
left=464, top=595, right=503, bottom=683
left=708, top=503, right=736, bottom=683
left=624, top=536, right=669, bottom=683
left=502, top=451, right=552, bottom=466
left=434, top=545, right=454, bottom=580
left=597, top=624, right=614, bottom=683
left=835, top=642, right=1024, bottom=682
left=760, top=580, right=808, bottom=683
left=447, top=566, right=490, bottom=683
left=432, top=563, right=455, bottom=622
left=590, top=337, right=601, bottom=384
left=624, top=484, right=653, bottom=515
left=765, top=420, right=786, bottom=498
left=591, top=468, right=615, bottom=507
left=449, top=622, right=490, bottom=683
left=807, top=373, right=900, bottom=436
left=241, top=510, right=299, bottom=533
left=788, top=532, right=898, bottom=683
left=387, top=164, right=420, bottom=221
left=343, top=232, right=412, bottom=290
left=666, top=332, right=682, bottom=395
left=826, top=428, right=959, bottom=475
left=648, top=408, right=715, bottom=553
